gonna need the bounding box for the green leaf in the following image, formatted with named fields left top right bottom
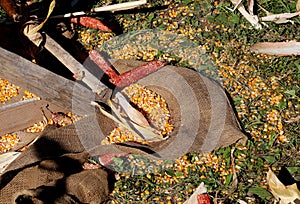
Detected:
left=175, top=171, right=183, bottom=177
left=148, top=13, right=154, bottom=22
left=181, top=0, right=194, bottom=6
left=222, top=146, right=231, bottom=158
left=166, top=168, right=175, bottom=176
left=219, top=146, right=231, bottom=168
left=286, top=167, right=300, bottom=176
left=277, top=99, right=287, bottom=110
left=206, top=15, right=215, bottom=23
left=233, top=96, right=244, bottom=104
left=294, top=59, right=300, bottom=71
left=263, top=155, right=277, bottom=165
left=144, top=179, right=154, bottom=187
left=248, top=186, right=272, bottom=201
left=284, top=89, right=297, bottom=97
left=114, top=157, right=124, bottom=166
left=225, top=173, right=233, bottom=187
left=268, top=132, right=277, bottom=147
left=114, top=180, right=124, bottom=188
left=229, top=14, right=240, bottom=24
left=215, top=13, right=228, bottom=25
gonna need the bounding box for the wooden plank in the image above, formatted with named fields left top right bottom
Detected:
left=24, top=29, right=108, bottom=94
left=0, top=97, right=71, bottom=135
left=0, top=46, right=100, bottom=116
left=0, top=99, right=43, bottom=135
left=0, top=98, right=39, bottom=111
left=0, top=99, right=44, bottom=135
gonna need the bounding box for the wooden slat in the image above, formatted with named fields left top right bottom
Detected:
left=0, top=98, right=69, bottom=135
left=0, top=99, right=45, bottom=135
left=0, top=98, right=39, bottom=111
left=24, top=28, right=108, bottom=94
left=0, top=46, right=99, bottom=116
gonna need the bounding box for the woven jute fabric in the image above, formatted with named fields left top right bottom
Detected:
left=0, top=59, right=247, bottom=203
left=0, top=152, right=109, bottom=204
left=95, top=59, right=247, bottom=159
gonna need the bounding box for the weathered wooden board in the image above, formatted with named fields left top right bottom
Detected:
left=0, top=99, right=44, bottom=135
left=0, top=98, right=62, bottom=135
left=0, top=46, right=98, bottom=116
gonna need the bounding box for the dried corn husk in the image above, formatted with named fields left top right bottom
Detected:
left=51, top=0, right=147, bottom=18
left=260, top=12, right=300, bottom=24
left=92, top=96, right=164, bottom=143
left=0, top=152, right=21, bottom=174
left=114, top=92, right=150, bottom=128
left=25, top=0, right=55, bottom=36
left=230, top=0, right=262, bottom=29
left=251, top=41, right=300, bottom=56
left=267, top=169, right=300, bottom=204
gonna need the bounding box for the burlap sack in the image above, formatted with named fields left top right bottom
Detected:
left=0, top=59, right=247, bottom=203
left=101, top=60, right=247, bottom=159
left=0, top=152, right=110, bottom=204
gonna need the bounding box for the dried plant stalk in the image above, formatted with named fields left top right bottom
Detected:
left=92, top=0, right=147, bottom=12
left=260, top=11, right=300, bottom=24
left=51, top=0, right=147, bottom=18
left=251, top=41, right=300, bottom=56
left=230, top=0, right=262, bottom=29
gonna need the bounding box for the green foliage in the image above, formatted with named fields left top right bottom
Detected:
left=248, top=186, right=273, bottom=201
left=0, top=7, right=7, bottom=19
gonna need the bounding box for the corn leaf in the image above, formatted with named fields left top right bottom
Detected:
left=92, top=99, right=163, bottom=142
left=26, top=0, right=56, bottom=36
left=0, top=152, right=21, bottom=174
left=115, top=92, right=150, bottom=128
left=267, top=169, right=300, bottom=204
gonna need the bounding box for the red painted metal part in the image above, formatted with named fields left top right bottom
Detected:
left=71, top=16, right=112, bottom=32
left=110, top=60, right=166, bottom=87
left=197, top=194, right=211, bottom=204
left=89, top=50, right=167, bottom=88
left=89, top=50, right=119, bottom=79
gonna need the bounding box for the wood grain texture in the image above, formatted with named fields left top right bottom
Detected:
left=0, top=99, right=45, bottom=135
left=0, top=46, right=97, bottom=116
left=0, top=98, right=67, bottom=135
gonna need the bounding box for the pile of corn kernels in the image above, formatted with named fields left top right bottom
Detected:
left=102, top=84, right=174, bottom=145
